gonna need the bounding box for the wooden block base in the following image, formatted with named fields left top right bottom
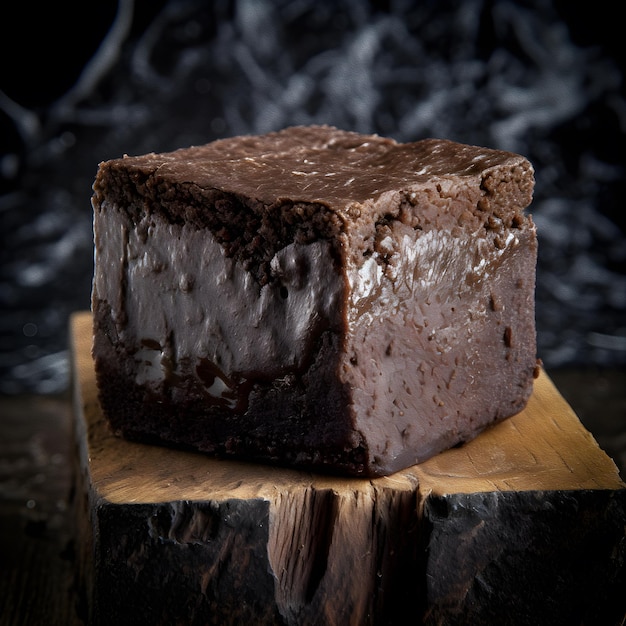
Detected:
left=70, top=312, right=626, bottom=625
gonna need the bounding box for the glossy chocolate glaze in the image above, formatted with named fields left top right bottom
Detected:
left=343, top=224, right=537, bottom=474
left=92, top=125, right=537, bottom=476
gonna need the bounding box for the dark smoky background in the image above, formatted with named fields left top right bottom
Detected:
left=1, top=0, right=625, bottom=394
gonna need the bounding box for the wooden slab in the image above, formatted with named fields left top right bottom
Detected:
left=70, top=312, right=626, bottom=625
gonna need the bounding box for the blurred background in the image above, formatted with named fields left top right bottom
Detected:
left=1, top=0, right=625, bottom=395
left=2, top=4, right=624, bottom=619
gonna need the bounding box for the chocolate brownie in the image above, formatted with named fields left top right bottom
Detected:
left=91, top=125, right=538, bottom=477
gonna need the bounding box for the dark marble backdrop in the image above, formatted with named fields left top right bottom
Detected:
left=1, top=0, right=625, bottom=393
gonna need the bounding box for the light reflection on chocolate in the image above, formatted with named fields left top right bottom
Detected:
left=195, top=358, right=251, bottom=412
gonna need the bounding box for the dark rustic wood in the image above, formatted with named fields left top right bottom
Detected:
left=422, top=489, right=626, bottom=625
left=70, top=312, right=626, bottom=625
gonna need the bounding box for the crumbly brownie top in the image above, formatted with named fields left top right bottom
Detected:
left=95, top=125, right=532, bottom=210
left=93, top=125, right=534, bottom=283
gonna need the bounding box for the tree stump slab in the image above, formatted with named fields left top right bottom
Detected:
left=70, top=312, right=626, bottom=625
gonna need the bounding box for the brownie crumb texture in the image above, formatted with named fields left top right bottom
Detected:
left=91, top=125, right=538, bottom=476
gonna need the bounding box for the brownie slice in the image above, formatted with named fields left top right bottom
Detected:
left=91, top=125, right=538, bottom=477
